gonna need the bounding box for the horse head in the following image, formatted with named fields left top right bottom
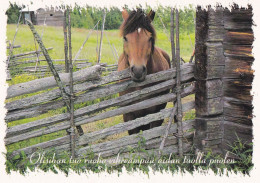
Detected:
left=120, top=9, right=156, bottom=82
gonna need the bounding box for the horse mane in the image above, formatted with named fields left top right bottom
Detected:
left=120, top=9, right=156, bottom=53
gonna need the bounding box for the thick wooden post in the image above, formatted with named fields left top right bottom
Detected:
left=194, top=6, right=253, bottom=154
left=194, top=6, right=225, bottom=153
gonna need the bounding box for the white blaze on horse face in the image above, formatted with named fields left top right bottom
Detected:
left=138, top=28, right=142, bottom=34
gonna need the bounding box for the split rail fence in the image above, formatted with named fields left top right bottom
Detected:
left=5, top=62, right=195, bottom=158
left=5, top=5, right=254, bottom=161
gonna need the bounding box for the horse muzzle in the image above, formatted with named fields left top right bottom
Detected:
left=130, top=65, right=147, bottom=82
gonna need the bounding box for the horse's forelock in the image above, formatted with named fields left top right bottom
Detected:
left=120, top=9, right=156, bottom=39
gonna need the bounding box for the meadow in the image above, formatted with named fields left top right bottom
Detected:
left=6, top=24, right=195, bottom=68
left=5, top=24, right=195, bottom=152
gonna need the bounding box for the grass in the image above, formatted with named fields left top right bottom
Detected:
left=5, top=135, right=253, bottom=176
left=6, top=24, right=194, bottom=72
left=5, top=24, right=195, bottom=153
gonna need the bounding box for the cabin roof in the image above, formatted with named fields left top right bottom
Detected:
left=20, top=4, right=42, bottom=12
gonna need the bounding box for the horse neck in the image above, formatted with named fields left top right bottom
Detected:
left=147, top=47, right=161, bottom=74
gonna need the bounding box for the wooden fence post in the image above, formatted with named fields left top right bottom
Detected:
left=68, top=9, right=76, bottom=158
left=6, top=12, right=22, bottom=80
left=34, top=16, right=47, bottom=73
left=175, top=9, right=184, bottom=157
left=96, top=21, right=99, bottom=63
left=25, top=19, right=70, bottom=109
left=63, top=9, right=69, bottom=73
left=32, top=37, right=39, bottom=72
left=97, top=9, right=106, bottom=64
left=67, top=9, right=84, bottom=137
left=170, top=8, right=176, bottom=68
left=159, top=8, right=184, bottom=158
left=194, top=6, right=225, bottom=153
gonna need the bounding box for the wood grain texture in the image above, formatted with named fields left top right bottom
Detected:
left=5, top=86, right=195, bottom=144
left=10, top=104, right=195, bottom=157
left=6, top=65, right=102, bottom=99
left=6, top=64, right=194, bottom=122
left=6, top=70, right=194, bottom=137
left=224, top=7, right=253, bottom=31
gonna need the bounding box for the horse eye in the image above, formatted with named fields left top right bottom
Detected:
left=123, top=37, right=128, bottom=42
left=149, top=37, right=153, bottom=42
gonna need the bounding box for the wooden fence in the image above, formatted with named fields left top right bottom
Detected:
left=5, top=62, right=195, bottom=158
left=194, top=6, right=253, bottom=154
left=8, top=54, right=117, bottom=77
left=5, top=5, right=254, bottom=161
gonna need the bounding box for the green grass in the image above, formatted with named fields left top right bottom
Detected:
left=7, top=24, right=194, bottom=72
left=5, top=135, right=253, bottom=176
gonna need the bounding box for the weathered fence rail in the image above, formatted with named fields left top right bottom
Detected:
left=5, top=63, right=193, bottom=121
left=6, top=65, right=101, bottom=99
left=7, top=45, right=21, bottom=49
left=9, top=59, right=89, bottom=65
left=5, top=62, right=195, bottom=158
left=9, top=47, right=53, bottom=59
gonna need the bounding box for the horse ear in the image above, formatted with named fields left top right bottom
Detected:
left=122, top=8, right=129, bottom=21
left=147, top=10, right=155, bottom=22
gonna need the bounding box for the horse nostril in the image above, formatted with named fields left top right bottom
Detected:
left=130, top=66, right=134, bottom=73
left=142, top=66, right=146, bottom=73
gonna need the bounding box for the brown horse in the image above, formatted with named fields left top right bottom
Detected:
left=118, top=9, right=171, bottom=135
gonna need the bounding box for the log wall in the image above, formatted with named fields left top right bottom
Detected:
left=36, top=8, right=64, bottom=26
left=194, top=6, right=253, bottom=153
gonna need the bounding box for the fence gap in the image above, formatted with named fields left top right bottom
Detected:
left=73, top=21, right=100, bottom=65
left=112, top=44, right=119, bottom=62
left=158, top=8, right=177, bottom=158
left=157, top=12, right=170, bottom=41
left=105, top=31, right=117, bottom=63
